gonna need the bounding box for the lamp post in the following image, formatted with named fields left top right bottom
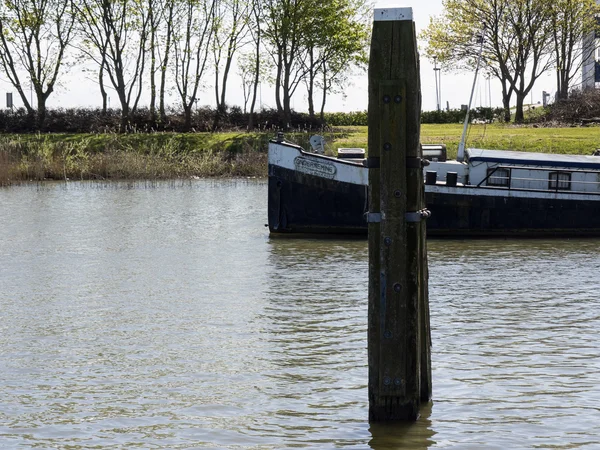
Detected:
left=433, top=57, right=441, bottom=111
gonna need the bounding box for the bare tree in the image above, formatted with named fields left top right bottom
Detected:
left=0, top=0, right=75, bottom=129
left=246, top=0, right=264, bottom=129
left=550, top=0, right=600, bottom=99
left=505, top=0, right=554, bottom=122
left=75, top=0, right=150, bottom=131
left=211, top=0, right=250, bottom=129
left=172, top=0, right=217, bottom=131
left=146, top=0, right=176, bottom=124
left=148, top=0, right=159, bottom=123
left=423, top=0, right=554, bottom=123
left=302, top=0, right=369, bottom=122
left=156, top=0, right=176, bottom=121
left=263, top=0, right=314, bottom=127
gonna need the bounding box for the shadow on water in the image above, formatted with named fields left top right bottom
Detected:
left=368, top=403, right=435, bottom=449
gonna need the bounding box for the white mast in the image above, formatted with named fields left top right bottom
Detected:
left=457, top=31, right=485, bottom=163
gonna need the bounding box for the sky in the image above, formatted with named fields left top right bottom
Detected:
left=0, top=0, right=562, bottom=114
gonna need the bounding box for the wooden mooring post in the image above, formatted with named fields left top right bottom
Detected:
left=367, top=7, right=432, bottom=421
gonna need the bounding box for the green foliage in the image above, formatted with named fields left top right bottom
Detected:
left=422, top=0, right=600, bottom=122
left=322, top=111, right=368, bottom=126
left=421, top=107, right=505, bottom=124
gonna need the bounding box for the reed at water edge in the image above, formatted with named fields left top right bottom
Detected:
left=0, top=128, right=357, bottom=186
left=0, top=133, right=272, bottom=186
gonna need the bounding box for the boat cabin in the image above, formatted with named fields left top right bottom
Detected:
left=426, top=148, right=600, bottom=194
left=466, top=149, right=600, bottom=193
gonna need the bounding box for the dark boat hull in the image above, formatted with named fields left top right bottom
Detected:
left=268, top=164, right=368, bottom=235
left=268, top=141, right=600, bottom=238
left=426, top=189, right=600, bottom=237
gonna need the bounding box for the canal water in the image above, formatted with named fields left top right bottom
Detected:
left=1, top=180, right=599, bottom=449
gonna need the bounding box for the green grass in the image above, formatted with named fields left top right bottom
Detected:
left=329, top=123, right=600, bottom=159
left=1, top=124, right=599, bottom=185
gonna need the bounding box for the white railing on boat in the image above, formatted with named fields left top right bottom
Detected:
left=475, top=165, right=600, bottom=195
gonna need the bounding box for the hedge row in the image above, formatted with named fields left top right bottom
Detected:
left=420, top=107, right=507, bottom=124
left=0, top=105, right=509, bottom=133
left=0, top=107, right=324, bottom=133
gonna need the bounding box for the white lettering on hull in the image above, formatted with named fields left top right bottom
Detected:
left=294, top=157, right=337, bottom=179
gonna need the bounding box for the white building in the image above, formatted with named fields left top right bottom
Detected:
left=582, top=0, right=600, bottom=90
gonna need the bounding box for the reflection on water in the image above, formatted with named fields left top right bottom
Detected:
left=369, top=403, right=434, bottom=450
left=1, top=181, right=599, bottom=449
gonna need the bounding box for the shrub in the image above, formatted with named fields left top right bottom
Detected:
left=541, top=89, right=600, bottom=123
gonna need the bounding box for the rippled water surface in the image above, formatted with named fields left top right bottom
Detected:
left=1, top=180, right=599, bottom=449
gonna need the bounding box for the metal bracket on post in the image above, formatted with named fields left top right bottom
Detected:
left=366, top=212, right=383, bottom=223
left=405, top=209, right=431, bottom=222
left=364, top=157, right=381, bottom=168
left=406, top=157, right=430, bottom=169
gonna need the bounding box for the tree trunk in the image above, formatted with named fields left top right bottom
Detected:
left=120, top=103, right=129, bottom=133
left=281, top=60, right=292, bottom=128
left=36, top=95, right=47, bottom=131
left=149, top=46, right=157, bottom=124
left=283, top=95, right=291, bottom=128
left=556, top=65, right=563, bottom=100
left=502, top=94, right=511, bottom=122
left=212, top=104, right=226, bottom=131
left=149, top=1, right=157, bottom=124
left=514, top=93, right=525, bottom=123
left=559, top=69, right=569, bottom=99
left=213, top=53, right=235, bottom=130
left=99, top=59, right=108, bottom=114
left=500, top=79, right=512, bottom=122
left=159, top=5, right=174, bottom=122
left=184, top=105, right=192, bottom=131
left=248, top=43, right=260, bottom=130
left=274, top=52, right=283, bottom=117
left=319, top=66, right=327, bottom=123
left=307, top=49, right=315, bottom=120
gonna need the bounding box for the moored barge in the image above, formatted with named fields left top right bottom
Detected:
left=267, top=135, right=600, bottom=237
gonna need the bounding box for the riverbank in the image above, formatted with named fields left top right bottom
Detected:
left=0, top=132, right=275, bottom=186
left=1, top=124, right=598, bottom=185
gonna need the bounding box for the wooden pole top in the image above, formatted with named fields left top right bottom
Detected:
left=373, top=7, right=413, bottom=21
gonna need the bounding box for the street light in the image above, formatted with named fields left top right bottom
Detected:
left=433, top=57, right=441, bottom=111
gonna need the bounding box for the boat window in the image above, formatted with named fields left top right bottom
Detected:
left=486, top=167, right=510, bottom=187
left=549, top=171, right=571, bottom=190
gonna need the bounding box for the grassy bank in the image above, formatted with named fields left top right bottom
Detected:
left=331, top=123, right=600, bottom=159
left=1, top=124, right=599, bottom=186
